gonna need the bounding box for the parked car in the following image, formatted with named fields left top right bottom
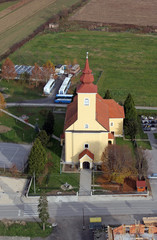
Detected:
left=148, top=173, right=157, bottom=179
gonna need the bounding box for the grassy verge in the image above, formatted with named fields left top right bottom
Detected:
left=0, top=221, right=52, bottom=238
left=10, top=30, right=157, bottom=106
left=29, top=139, right=79, bottom=195
left=136, top=141, right=151, bottom=150
left=0, top=107, right=65, bottom=143
left=154, top=133, right=157, bottom=139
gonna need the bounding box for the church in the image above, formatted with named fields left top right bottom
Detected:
left=61, top=53, right=125, bottom=169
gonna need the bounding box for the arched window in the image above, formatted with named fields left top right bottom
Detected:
left=84, top=98, right=89, bottom=106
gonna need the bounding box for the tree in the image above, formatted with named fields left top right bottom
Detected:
left=42, top=60, right=56, bottom=82
left=37, top=130, right=50, bottom=147
left=0, top=93, right=6, bottom=116
left=135, top=147, right=148, bottom=180
left=19, top=71, right=30, bottom=83
left=28, top=138, right=47, bottom=177
left=42, top=110, right=54, bottom=136
left=103, top=90, right=112, bottom=99
left=1, top=58, right=17, bottom=82
left=38, top=192, right=49, bottom=231
left=100, top=144, right=136, bottom=184
left=124, top=93, right=138, bottom=140
left=31, top=63, right=42, bottom=87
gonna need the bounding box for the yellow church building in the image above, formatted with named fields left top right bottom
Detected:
left=61, top=53, right=125, bottom=169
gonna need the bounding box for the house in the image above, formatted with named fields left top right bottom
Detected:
left=70, top=64, right=80, bottom=75
left=61, top=53, right=125, bottom=169
left=108, top=222, right=157, bottom=240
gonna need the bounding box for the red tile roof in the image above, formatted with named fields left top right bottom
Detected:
left=77, top=83, right=97, bottom=93
left=80, top=55, right=94, bottom=84
left=108, top=133, right=114, bottom=139
left=79, top=149, right=94, bottom=160
left=103, top=99, right=125, bottom=118
left=96, top=94, right=109, bottom=130
left=64, top=95, right=77, bottom=131
left=136, top=180, right=146, bottom=188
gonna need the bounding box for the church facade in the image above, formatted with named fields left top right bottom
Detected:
left=62, top=54, right=125, bottom=169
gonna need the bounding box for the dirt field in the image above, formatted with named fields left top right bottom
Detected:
left=70, top=0, right=157, bottom=27
left=0, top=0, right=55, bottom=35
left=0, top=0, right=79, bottom=55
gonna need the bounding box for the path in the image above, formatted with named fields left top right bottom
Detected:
left=147, top=132, right=157, bottom=150
left=79, top=170, right=91, bottom=196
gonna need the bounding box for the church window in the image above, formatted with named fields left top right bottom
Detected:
left=110, top=122, right=114, bottom=127
left=84, top=144, right=89, bottom=149
left=84, top=124, right=89, bottom=129
left=84, top=98, right=89, bottom=106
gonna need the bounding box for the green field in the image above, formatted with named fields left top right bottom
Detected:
left=0, top=0, right=80, bottom=55
left=10, top=31, right=157, bottom=106
left=0, top=1, right=19, bottom=11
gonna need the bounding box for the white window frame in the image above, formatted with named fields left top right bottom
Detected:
left=84, top=143, right=89, bottom=149
left=84, top=123, right=89, bottom=129
left=84, top=98, right=89, bottom=106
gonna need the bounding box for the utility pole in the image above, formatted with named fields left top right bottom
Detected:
left=82, top=208, right=85, bottom=230
left=34, top=171, right=36, bottom=194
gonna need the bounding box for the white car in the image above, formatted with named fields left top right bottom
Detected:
left=148, top=173, right=157, bottom=179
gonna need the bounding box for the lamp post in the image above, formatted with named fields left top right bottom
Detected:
left=82, top=208, right=85, bottom=230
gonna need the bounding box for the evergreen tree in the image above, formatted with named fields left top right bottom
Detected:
left=42, top=110, right=54, bottom=136
left=124, top=93, right=138, bottom=140
left=103, top=90, right=112, bottom=99
left=37, top=130, right=50, bottom=147
left=28, top=138, right=47, bottom=177
left=38, top=192, right=49, bottom=231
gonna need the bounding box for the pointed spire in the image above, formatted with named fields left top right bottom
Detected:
left=80, top=52, right=94, bottom=84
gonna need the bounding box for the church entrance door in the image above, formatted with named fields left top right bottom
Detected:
left=83, top=161, right=90, bottom=169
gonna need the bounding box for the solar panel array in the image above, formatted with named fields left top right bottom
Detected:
left=15, top=65, right=35, bottom=75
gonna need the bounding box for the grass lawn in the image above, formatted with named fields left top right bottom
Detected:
left=0, top=79, right=45, bottom=102
left=154, top=133, right=157, bottom=139
left=0, top=221, right=52, bottom=238
left=116, top=137, right=135, bottom=154
left=136, top=140, right=151, bottom=150
left=136, top=109, right=157, bottom=116
left=0, top=107, right=65, bottom=143
left=10, top=30, right=157, bottom=106
left=29, top=139, right=80, bottom=195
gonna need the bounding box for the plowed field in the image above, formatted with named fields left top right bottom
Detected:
left=0, top=0, right=79, bottom=55
left=70, top=0, right=157, bottom=27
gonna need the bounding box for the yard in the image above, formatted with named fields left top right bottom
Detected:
left=0, top=79, right=45, bottom=102
left=0, top=107, right=65, bottom=143
left=10, top=30, right=157, bottom=106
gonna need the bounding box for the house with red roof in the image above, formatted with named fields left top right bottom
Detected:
left=61, top=53, right=125, bottom=169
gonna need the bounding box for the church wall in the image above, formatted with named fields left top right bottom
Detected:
left=65, top=131, right=108, bottom=165
left=109, top=118, right=124, bottom=136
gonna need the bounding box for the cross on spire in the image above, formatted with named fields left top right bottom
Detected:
left=80, top=52, right=94, bottom=84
